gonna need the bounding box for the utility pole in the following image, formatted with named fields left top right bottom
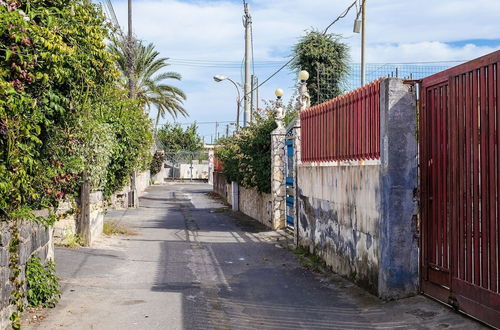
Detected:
left=127, top=0, right=135, bottom=98
left=361, top=0, right=366, bottom=86
left=255, top=76, right=259, bottom=114
left=214, top=122, right=219, bottom=142
left=243, top=2, right=252, bottom=126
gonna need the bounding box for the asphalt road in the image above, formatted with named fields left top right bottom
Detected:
left=23, top=183, right=486, bottom=330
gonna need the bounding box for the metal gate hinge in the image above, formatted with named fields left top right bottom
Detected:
left=448, top=296, right=459, bottom=309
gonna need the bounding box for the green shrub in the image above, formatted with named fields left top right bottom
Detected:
left=216, top=112, right=277, bottom=193
left=26, top=255, right=60, bottom=308
left=150, top=151, right=166, bottom=176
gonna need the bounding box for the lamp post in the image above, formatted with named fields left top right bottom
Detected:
left=213, top=75, right=241, bottom=131
left=275, top=88, right=284, bottom=130
left=296, top=70, right=311, bottom=112
left=353, top=0, right=366, bottom=86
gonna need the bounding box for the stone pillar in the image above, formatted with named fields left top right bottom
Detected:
left=271, top=127, right=286, bottom=230
left=291, top=117, right=301, bottom=244
left=378, top=78, right=419, bottom=299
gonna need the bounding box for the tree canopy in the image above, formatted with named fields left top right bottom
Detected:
left=156, top=123, right=203, bottom=152
left=290, top=30, right=349, bottom=105
left=109, top=38, right=187, bottom=129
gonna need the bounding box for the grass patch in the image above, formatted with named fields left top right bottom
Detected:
left=103, top=220, right=136, bottom=236
left=56, top=233, right=83, bottom=249
left=293, top=246, right=329, bottom=273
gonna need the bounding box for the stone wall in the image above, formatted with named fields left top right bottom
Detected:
left=295, top=78, right=419, bottom=299
left=238, top=186, right=273, bottom=228
left=297, top=164, right=381, bottom=293
left=213, top=172, right=232, bottom=204
left=52, top=199, right=77, bottom=244
left=0, top=220, right=53, bottom=329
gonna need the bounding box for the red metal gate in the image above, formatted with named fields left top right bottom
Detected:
left=420, top=51, right=500, bottom=328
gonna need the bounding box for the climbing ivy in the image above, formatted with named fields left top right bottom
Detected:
left=26, top=255, right=60, bottom=308
left=0, top=0, right=153, bottom=220
left=0, top=0, right=153, bottom=325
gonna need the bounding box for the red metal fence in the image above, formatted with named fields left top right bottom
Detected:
left=301, top=80, right=381, bottom=162
left=420, top=50, right=500, bottom=328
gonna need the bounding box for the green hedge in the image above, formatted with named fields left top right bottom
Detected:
left=215, top=114, right=277, bottom=193
left=0, top=0, right=153, bottom=222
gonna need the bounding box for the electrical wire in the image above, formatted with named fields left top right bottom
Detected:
left=242, top=0, right=359, bottom=103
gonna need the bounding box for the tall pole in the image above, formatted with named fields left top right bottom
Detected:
left=236, top=96, right=240, bottom=131
left=215, top=122, right=219, bottom=142
left=360, top=0, right=366, bottom=86
left=127, top=0, right=135, bottom=99
left=250, top=75, right=255, bottom=122
left=243, top=2, right=252, bottom=126
left=255, top=76, right=259, bottom=114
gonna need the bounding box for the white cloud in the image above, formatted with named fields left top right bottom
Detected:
left=107, top=0, right=500, bottom=139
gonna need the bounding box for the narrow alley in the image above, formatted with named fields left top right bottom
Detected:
left=25, top=183, right=485, bottom=330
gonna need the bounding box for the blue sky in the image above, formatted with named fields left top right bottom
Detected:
left=105, top=0, right=500, bottom=142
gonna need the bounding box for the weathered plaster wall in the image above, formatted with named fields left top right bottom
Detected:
left=152, top=165, right=168, bottom=185
left=178, top=163, right=209, bottom=180
left=295, top=78, right=418, bottom=299
left=136, top=170, right=151, bottom=197
left=213, top=172, right=230, bottom=204
left=297, top=164, right=381, bottom=293
left=52, top=199, right=77, bottom=244
left=238, top=186, right=273, bottom=228
left=84, top=191, right=104, bottom=246
left=0, top=220, right=53, bottom=329
left=378, top=78, right=419, bottom=299
left=53, top=192, right=104, bottom=247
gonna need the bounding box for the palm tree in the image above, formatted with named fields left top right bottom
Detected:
left=109, top=38, right=187, bottom=130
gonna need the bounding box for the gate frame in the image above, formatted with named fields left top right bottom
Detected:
left=419, top=50, right=500, bottom=328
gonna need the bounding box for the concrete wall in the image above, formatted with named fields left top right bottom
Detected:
left=84, top=192, right=105, bottom=246
left=136, top=170, right=151, bottom=197
left=53, top=191, right=104, bottom=247
left=238, top=186, right=273, bottom=228
left=378, top=78, right=419, bottom=299
left=178, top=163, right=209, bottom=180
left=297, top=164, right=381, bottom=293
left=52, top=199, right=77, bottom=243
left=213, top=172, right=232, bottom=205
left=0, top=220, right=53, bottom=328
left=151, top=164, right=168, bottom=184
left=296, top=78, right=418, bottom=299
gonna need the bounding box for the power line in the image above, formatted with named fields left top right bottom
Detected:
left=155, top=120, right=235, bottom=127
left=243, top=0, right=359, bottom=102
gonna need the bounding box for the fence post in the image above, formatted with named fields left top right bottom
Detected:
left=271, top=128, right=286, bottom=230
left=271, top=95, right=287, bottom=230
left=378, top=78, right=419, bottom=299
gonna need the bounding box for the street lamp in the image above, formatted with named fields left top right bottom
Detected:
left=275, top=89, right=285, bottom=130
left=353, top=0, right=366, bottom=86
left=296, top=70, right=310, bottom=111
left=213, top=75, right=241, bottom=130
